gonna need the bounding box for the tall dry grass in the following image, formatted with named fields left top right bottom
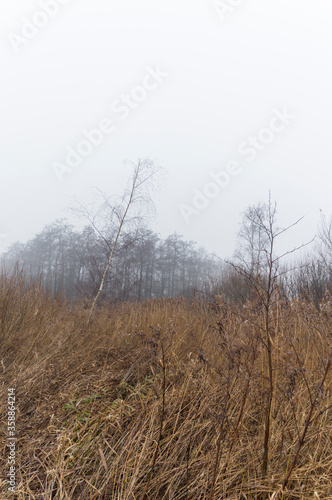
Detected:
left=0, top=271, right=332, bottom=499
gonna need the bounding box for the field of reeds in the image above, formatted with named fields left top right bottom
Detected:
left=1, top=271, right=332, bottom=499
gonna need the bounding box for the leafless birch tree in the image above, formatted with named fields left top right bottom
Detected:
left=72, top=158, right=162, bottom=323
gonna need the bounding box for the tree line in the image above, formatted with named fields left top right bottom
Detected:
left=2, top=209, right=331, bottom=307
left=1, top=220, right=222, bottom=302
left=2, top=188, right=331, bottom=308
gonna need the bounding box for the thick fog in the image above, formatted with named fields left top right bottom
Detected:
left=1, top=0, right=331, bottom=257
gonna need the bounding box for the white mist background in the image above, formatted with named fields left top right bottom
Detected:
left=0, top=0, right=331, bottom=257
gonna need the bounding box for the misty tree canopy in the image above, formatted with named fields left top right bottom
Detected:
left=2, top=220, right=222, bottom=302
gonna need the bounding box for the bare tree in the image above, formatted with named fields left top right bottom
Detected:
left=74, top=158, right=163, bottom=323
left=292, top=212, right=332, bottom=306
left=228, top=194, right=314, bottom=478
left=234, top=202, right=269, bottom=279
left=318, top=212, right=332, bottom=285
left=318, top=212, right=332, bottom=257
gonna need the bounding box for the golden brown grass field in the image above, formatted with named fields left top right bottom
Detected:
left=1, top=271, right=332, bottom=499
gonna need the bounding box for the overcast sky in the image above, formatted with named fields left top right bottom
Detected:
left=1, top=0, right=331, bottom=258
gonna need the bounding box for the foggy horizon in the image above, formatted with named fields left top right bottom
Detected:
left=2, top=5, right=332, bottom=497
left=1, top=0, right=331, bottom=258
